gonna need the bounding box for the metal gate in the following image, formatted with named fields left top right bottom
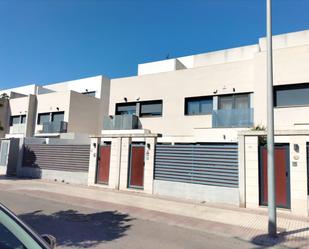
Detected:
left=154, top=143, right=238, bottom=188
left=96, top=143, right=111, bottom=184
left=128, top=143, right=145, bottom=189
left=23, top=144, right=90, bottom=172
left=259, top=144, right=290, bottom=209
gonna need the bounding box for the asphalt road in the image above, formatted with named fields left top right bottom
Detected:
left=0, top=189, right=258, bottom=249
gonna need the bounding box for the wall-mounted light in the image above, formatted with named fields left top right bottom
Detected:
left=124, top=97, right=128, bottom=102
left=233, top=88, right=236, bottom=92
left=294, top=144, right=299, bottom=153
left=136, top=97, right=140, bottom=101
left=85, top=89, right=88, bottom=92
left=93, top=142, right=97, bottom=148
left=56, top=107, right=60, bottom=111
left=147, top=143, right=151, bottom=150
left=213, top=90, right=218, bottom=94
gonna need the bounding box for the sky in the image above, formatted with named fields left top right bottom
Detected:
left=0, top=0, right=309, bottom=89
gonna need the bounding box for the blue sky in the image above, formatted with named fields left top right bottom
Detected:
left=0, top=0, right=309, bottom=89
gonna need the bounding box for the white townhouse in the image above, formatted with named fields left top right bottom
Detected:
left=0, top=75, right=110, bottom=140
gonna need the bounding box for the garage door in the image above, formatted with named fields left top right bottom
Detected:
left=154, top=143, right=238, bottom=188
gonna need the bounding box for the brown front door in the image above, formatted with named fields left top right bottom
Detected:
left=128, top=144, right=145, bottom=188
left=97, top=144, right=111, bottom=184
left=259, top=145, right=290, bottom=209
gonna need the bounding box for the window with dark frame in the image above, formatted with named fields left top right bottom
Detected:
left=140, top=100, right=162, bottom=117
left=82, top=91, right=96, bottom=97
left=274, top=83, right=309, bottom=107
left=115, top=102, right=137, bottom=115
left=10, top=115, right=27, bottom=126
left=37, top=113, right=50, bottom=125
left=37, top=111, right=65, bottom=125
left=185, top=96, right=213, bottom=115
left=218, top=93, right=250, bottom=110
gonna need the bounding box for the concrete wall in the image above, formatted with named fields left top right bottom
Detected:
left=19, top=167, right=88, bottom=185
left=68, top=91, right=101, bottom=134
left=153, top=180, right=239, bottom=205
left=43, top=75, right=105, bottom=99
left=0, top=84, right=37, bottom=96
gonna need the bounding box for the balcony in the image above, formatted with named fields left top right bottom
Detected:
left=9, top=123, right=26, bottom=134
left=103, top=115, right=140, bottom=130
left=212, top=108, right=254, bottom=128
left=41, top=121, right=68, bottom=133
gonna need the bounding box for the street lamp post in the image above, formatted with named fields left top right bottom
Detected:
left=266, top=0, right=277, bottom=237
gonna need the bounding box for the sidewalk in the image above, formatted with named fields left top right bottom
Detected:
left=1, top=177, right=309, bottom=248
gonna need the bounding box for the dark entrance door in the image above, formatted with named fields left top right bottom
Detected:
left=97, top=143, right=111, bottom=184
left=259, top=144, right=290, bottom=209
left=128, top=144, right=145, bottom=189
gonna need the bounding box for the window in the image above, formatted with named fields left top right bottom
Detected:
left=38, top=112, right=65, bottom=124
left=185, top=96, right=213, bottom=115
left=140, top=100, right=162, bottom=117
left=37, top=113, right=50, bottom=125
left=10, top=115, right=26, bottom=126
left=82, top=91, right=96, bottom=97
left=218, top=93, right=250, bottom=110
left=274, top=83, right=309, bottom=107
left=52, top=112, right=64, bottom=123
left=21, top=115, right=26, bottom=124
left=115, top=103, right=137, bottom=115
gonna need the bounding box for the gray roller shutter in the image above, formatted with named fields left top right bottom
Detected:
left=22, top=144, right=90, bottom=172
left=154, top=143, right=238, bottom=188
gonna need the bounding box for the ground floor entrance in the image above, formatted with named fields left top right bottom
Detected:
left=259, top=144, right=291, bottom=209
left=128, top=143, right=145, bottom=189
left=96, top=143, right=111, bottom=184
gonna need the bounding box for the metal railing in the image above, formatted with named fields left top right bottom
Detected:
left=103, top=115, right=140, bottom=130
left=42, top=121, right=68, bottom=133
left=212, top=108, right=254, bottom=128
left=9, top=123, right=26, bottom=134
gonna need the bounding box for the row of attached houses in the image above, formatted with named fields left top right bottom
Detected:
left=1, top=29, right=309, bottom=216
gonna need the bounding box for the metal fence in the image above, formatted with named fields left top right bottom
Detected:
left=154, top=143, right=239, bottom=188
left=22, top=144, right=90, bottom=172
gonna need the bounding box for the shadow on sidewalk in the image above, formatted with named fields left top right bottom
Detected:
left=251, top=227, right=309, bottom=248
left=19, top=209, right=134, bottom=248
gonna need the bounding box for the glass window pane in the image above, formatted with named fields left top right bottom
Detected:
left=116, top=103, right=136, bottom=115
left=200, top=99, right=213, bottom=114
left=10, top=116, right=20, bottom=126
left=219, top=96, right=233, bottom=110
left=38, top=113, right=50, bottom=125
left=276, top=85, right=309, bottom=107
left=187, top=101, right=200, bottom=115
left=21, top=115, right=27, bottom=124
left=234, top=94, right=249, bottom=109
left=0, top=223, right=27, bottom=249
left=52, top=112, right=64, bottom=123
left=140, top=101, right=162, bottom=116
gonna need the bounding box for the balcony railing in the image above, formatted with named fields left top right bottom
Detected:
left=212, top=108, right=254, bottom=128
left=103, top=115, right=140, bottom=130
left=9, top=123, right=26, bottom=134
left=42, top=121, right=68, bottom=133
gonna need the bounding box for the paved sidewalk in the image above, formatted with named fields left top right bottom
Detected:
left=1, top=177, right=309, bottom=248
